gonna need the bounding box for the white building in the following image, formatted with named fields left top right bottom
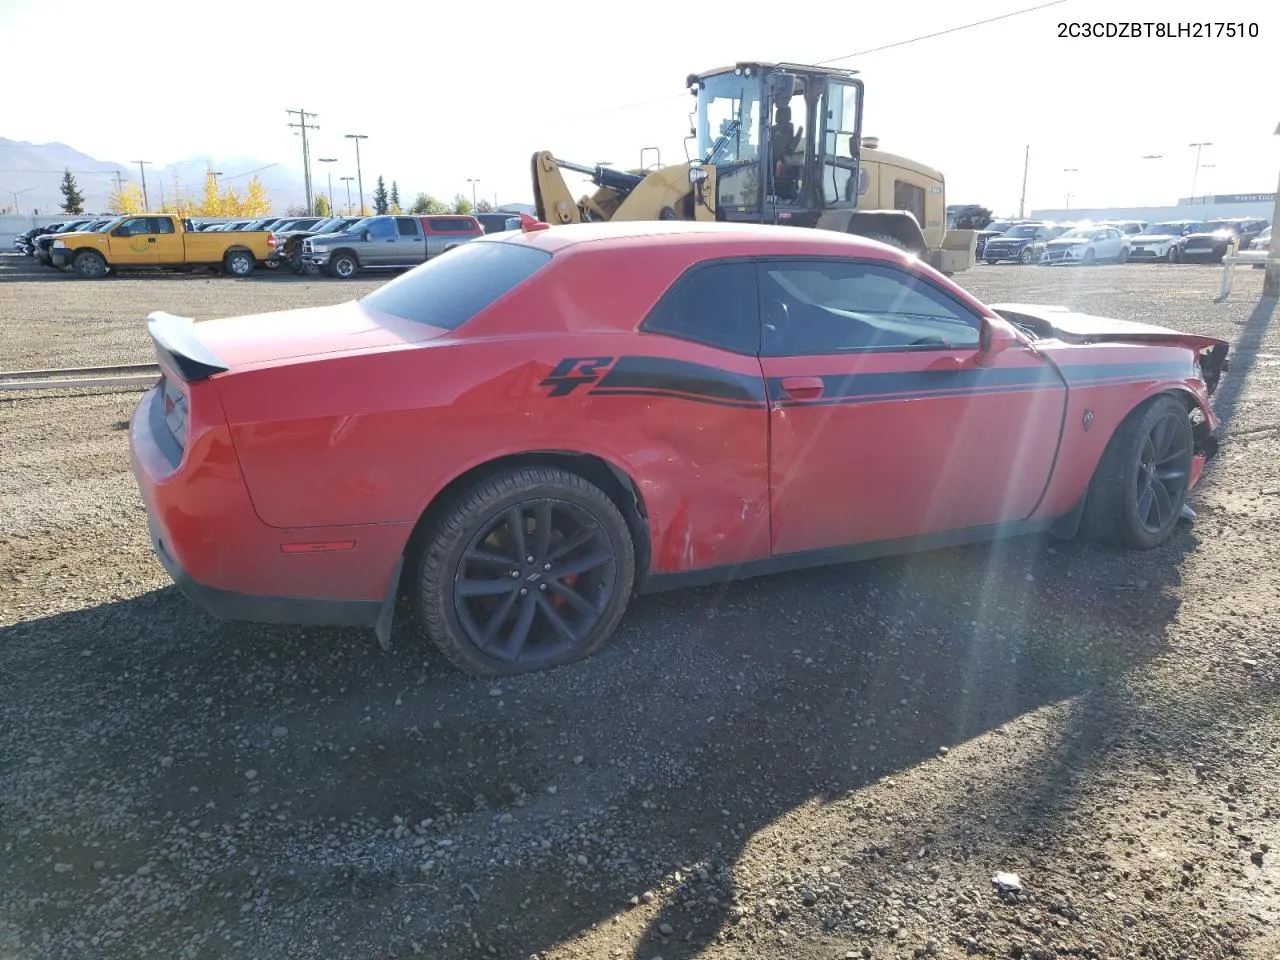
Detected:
left=1031, top=192, right=1274, bottom=225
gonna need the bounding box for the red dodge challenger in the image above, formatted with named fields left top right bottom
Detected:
left=129, top=218, right=1228, bottom=676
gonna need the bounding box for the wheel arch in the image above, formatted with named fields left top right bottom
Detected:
left=399, top=449, right=652, bottom=597
left=330, top=247, right=360, bottom=265
left=845, top=211, right=928, bottom=256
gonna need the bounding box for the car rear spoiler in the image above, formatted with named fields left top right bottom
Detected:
left=147, top=311, right=229, bottom=382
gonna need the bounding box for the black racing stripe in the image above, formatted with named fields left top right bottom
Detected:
left=774, top=380, right=1066, bottom=408
left=588, top=387, right=766, bottom=409
left=767, top=364, right=1062, bottom=403
left=595, top=355, right=767, bottom=403
left=1055, top=360, right=1193, bottom=385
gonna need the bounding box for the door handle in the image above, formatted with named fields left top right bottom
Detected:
left=147, top=237, right=156, bottom=243
left=779, top=376, right=825, bottom=400
left=926, top=355, right=963, bottom=371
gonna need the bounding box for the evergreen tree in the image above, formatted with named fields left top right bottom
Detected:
left=372, top=175, right=389, bottom=215
left=59, top=168, right=86, bottom=214
left=389, top=181, right=400, bottom=210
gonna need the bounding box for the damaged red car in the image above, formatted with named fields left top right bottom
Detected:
left=129, top=219, right=1228, bottom=676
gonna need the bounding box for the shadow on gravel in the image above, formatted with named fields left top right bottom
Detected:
left=1212, top=294, right=1277, bottom=426
left=0, top=523, right=1194, bottom=958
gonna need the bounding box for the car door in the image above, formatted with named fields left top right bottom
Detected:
left=106, top=216, right=160, bottom=265
left=355, top=216, right=393, bottom=266
left=393, top=216, right=426, bottom=263
left=150, top=216, right=184, bottom=263
left=756, top=256, right=1068, bottom=556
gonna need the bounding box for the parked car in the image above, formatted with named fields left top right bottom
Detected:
left=129, top=219, right=1228, bottom=676
left=981, top=222, right=1063, bottom=264
left=16, top=221, right=75, bottom=255
left=1041, top=224, right=1131, bottom=264
left=1248, top=225, right=1271, bottom=268
left=1126, top=220, right=1208, bottom=263
left=1100, top=220, right=1148, bottom=236
left=301, top=214, right=484, bottom=278
left=274, top=217, right=362, bottom=272
left=473, top=212, right=524, bottom=235
left=49, top=213, right=276, bottom=278
left=1180, top=219, right=1268, bottom=263
left=34, top=218, right=115, bottom=265
left=973, top=228, right=1006, bottom=260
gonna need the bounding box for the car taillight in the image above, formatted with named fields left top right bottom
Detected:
left=267, top=232, right=277, bottom=247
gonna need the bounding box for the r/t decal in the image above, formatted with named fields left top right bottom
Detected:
left=540, top=356, right=616, bottom=397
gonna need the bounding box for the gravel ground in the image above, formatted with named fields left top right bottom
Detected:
left=1, top=253, right=1278, bottom=960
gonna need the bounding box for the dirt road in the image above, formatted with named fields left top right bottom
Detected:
left=1, top=256, right=1277, bottom=960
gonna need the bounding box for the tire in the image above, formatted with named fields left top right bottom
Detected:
left=329, top=251, right=358, bottom=278
left=1117, top=246, right=1129, bottom=264
left=985, top=258, right=999, bottom=265
left=416, top=466, right=636, bottom=677
left=1082, top=249, right=1096, bottom=265
left=861, top=231, right=909, bottom=251
left=1166, top=246, right=1178, bottom=263
left=223, top=249, right=255, bottom=277
left=72, top=250, right=108, bottom=279
left=1081, top=394, right=1194, bottom=550
left=262, top=259, right=281, bottom=271
left=1018, top=246, right=1036, bottom=265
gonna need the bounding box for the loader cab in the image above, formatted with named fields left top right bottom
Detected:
left=689, top=62, right=863, bottom=227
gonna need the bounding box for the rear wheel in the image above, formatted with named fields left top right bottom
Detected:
left=1019, top=246, right=1036, bottom=264
left=1082, top=394, right=1193, bottom=550
left=416, top=466, right=636, bottom=677
left=223, top=249, right=255, bottom=277
left=72, top=250, right=107, bottom=278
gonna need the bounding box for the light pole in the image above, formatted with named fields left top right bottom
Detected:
left=340, top=176, right=355, bottom=216
left=1063, top=168, right=1078, bottom=210
left=7, top=186, right=34, bottom=213
left=466, top=178, right=480, bottom=211
left=1018, top=145, right=1030, bottom=219
left=1188, top=142, right=1212, bottom=201
left=345, top=134, right=367, bottom=215
left=131, top=160, right=152, bottom=211
left=1265, top=122, right=1280, bottom=298
left=317, top=158, right=337, bottom=216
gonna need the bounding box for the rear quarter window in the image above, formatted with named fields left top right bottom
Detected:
left=358, top=241, right=550, bottom=330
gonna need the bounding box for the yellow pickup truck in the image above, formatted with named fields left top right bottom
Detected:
left=49, top=214, right=277, bottom=278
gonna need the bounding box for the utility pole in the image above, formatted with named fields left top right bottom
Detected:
left=340, top=176, right=355, bottom=216
left=287, top=109, right=319, bottom=213
left=131, top=160, right=151, bottom=210
left=1063, top=168, right=1078, bottom=210
left=467, top=177, right=480, bottom=212
left=1018, top=145, right=1029, bottom=219
left=1265, top=121, right=1280, bottom=298
left=1188, top=142, right=1212, bottom=202
left=317, top=158, right=338, bottom=216
left=345, top=134, right=368, bottom=215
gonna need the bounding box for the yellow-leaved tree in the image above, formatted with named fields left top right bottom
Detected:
left=197, top=168, right=223, bottom=216
left=314, top=193, right=330, bottom=216
left=221, top=185, right=243, bottom=215
left=107, top=183, right=144, bottom=214
left=241, top=176, right=271, bottom=217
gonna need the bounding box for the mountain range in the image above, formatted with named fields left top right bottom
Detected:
left=0, top=138, right=307, bottom=215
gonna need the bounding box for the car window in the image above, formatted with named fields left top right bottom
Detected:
left=395, top=217, right=420, bottom=237
left=757, top=258, right=982, bottom=356
left=640, top=260, right=759, bottom=355
left=366, top=217, right=395, bottom=240
left=116, top=217, right=151, bottom=236
left=150, top=217, right=175, bottom=234
left=359, top=241, right=550, bottom=330
left=428, top=217, right=472, bottom=232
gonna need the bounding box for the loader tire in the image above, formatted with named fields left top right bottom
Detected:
left=861, top=232, right=908, bottom=251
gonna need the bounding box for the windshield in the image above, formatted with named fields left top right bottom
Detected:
left=1005, top=225, right=1040, bottom=238
left=1208, top=221, right=1241, bottom=233
left=695, top=72, right=761, bottom=165
left=314, top=218, right=353, bottom=234
left=1058, top=227, right=1094, bottom=239
left=986, top=221, right=1014, bottom=233
left=1149, top=222, right=1187, bottom=234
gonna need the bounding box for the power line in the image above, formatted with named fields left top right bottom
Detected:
left=816, top=0, right=1069, bottom=63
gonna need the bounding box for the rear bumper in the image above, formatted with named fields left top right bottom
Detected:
left=129, top=384, right=403, bottom=632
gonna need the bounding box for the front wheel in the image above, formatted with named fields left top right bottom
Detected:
left=416, top=466, right=636, bottom=677
left=1019, top=246, right=1036, bottom=265
left=329, top=251, right=358, bottom=278
left=1082, top=394, right=1193, bottom=550
left=1117, top=247, right=1129, bottom=264
left=72, top=250, right=108, bottom=278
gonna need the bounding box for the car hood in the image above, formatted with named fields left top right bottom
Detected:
left=148, top=301, right=453, bottom=375
left=986, top=235, right=1030, bottom=245
left=306, top=231, right=362, bottom=244
left=1045, top=237, right=1088, bottom=246
left=1133, top=233, right=1177, bottom=242
left=988, top=303, right=1227, bottom=351
left=1185, top=231, right=1232, bottom=240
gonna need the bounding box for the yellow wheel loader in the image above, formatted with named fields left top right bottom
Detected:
left=531, top=61, right=976, bottom=273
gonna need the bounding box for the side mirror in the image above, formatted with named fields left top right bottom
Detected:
left=362, top=229, right=372, bottom=241
left=977, top=315, right=1019, bottom=364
